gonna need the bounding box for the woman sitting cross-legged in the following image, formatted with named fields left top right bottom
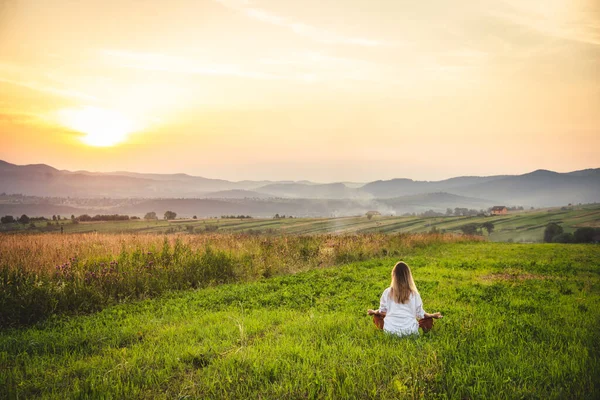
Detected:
left=367, top=261, right=442, bottom=336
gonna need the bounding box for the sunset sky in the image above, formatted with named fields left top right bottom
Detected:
left=0, top=0, right=598, bottom=182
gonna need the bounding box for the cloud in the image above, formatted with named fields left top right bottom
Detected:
left=0, top=77, right=97, bottom=101
left=258, top=51, right=387, bottom=83
left=215, top=0, right=384, bottom=47
left=490, top=0, right=600, bottom=47
left=100, top=49, right=391, bottom=86
left=0, top=112, right=40, bottom=124
left=100, top=49, right=283, bottom=80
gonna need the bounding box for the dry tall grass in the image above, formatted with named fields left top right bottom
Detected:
left=0, top=232, right=479, bottom=327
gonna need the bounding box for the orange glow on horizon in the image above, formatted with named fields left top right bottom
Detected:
left=0, top=0, right=598, bottom=181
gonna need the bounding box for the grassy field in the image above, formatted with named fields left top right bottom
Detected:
left=2, top=204, right=599, bottom=242
left=0, top=233, right=472, bottom=327
left=1, top=241, right=599, bottom=399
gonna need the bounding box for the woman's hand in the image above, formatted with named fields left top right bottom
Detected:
left=367, top=309, right=378, bottom=316
left=425, top=312, right=443, bottom=319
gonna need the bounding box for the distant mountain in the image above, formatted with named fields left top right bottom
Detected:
left=566, top=169, right=600, bottom=177
left=255, top=182, right=366, bottom=199
left=0, top=160, right=598, bottom=210
left=454, top=169, right=600, bottom=206
left=201, top=189, right=275, bottom=199
left=361, top=169, right=599, bottom=206
left=361, top=176, right=507, bottom=198
left=0, top=160, right=315, bottom=198
left=0, top=161, right=162, bottom=198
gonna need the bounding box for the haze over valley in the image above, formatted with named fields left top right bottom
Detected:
left=1, top=160, right=598, bottom=218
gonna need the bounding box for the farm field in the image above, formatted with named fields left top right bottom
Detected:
left=2, top=204, right=599, bottom=243
left=1, top=241, right=599, bottom=399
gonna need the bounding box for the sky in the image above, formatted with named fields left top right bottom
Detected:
left=0, top=0, right=599, bottom=182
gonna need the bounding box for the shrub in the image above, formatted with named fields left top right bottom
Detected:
left=460, top=223, right=480, bottom=236
left=544, top=223, right=563, bottom=243
left=552, top=232, right=574, bottom=243
left=573, top=227, right=597, bottom=243
left=1, top=215, right=15, bottom=224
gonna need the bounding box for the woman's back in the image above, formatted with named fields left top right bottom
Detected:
left=379, top=288, right=424, bottom=336
left=367, top=261, right=442, bottom=336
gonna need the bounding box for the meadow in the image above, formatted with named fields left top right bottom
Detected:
left=2, top=203, right=599, bottom=243
left=0, top=242, right=600, bottom=399
left=0, top=233, right=471, bottom=327
left=1, top=237, right=599, bottom=399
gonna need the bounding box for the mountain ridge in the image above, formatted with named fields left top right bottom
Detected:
left=0, top=160, right=598, bottom=208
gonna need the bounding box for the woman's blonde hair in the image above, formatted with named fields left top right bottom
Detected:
left=390, top=261, right=419, bottom=303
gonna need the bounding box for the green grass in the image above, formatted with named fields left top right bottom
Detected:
left=1, top=233, right=465, bottom=327
left=3, top=204, right=598, bottom=242
left=2, top=242, right=599, bottom=399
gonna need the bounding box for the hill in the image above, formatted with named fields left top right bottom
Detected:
left=0, top=160, right=317, bottom=198
left=361, top=169, right=600, bottom=206
left=0, top=192, right=497, bottom=218
left=201, top=189, right=275, bottom=199
left=3, top=203, right=599, bottom=243
left=1, top=159, right=599, bottom=208
left=455, top=169, right=600, bottom=206
left=255, top=182, right=365, bottom=199
left=380, top=192, right=496, bottom=213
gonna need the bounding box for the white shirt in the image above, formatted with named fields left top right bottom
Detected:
left=379, top=288, right=425, bottom=336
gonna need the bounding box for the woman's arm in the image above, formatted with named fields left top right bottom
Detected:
left=367, top=309, right=386, bottom=316
left=415, top=293, right=443, bottom=319
left=366, top=288, right=390, bottom=316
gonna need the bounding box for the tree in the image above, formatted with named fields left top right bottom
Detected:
left=52, top=215, right=57, bottom=221
left=482, top=221, right=495, bottom=235
left=543, top=223, right=563, bottom=243
left=193, top=215, right=197, bottom=219
left=574, top=227, right=596, bottom=243
left=454, top=207, right=469, bottom=216
left=19, top=214, right=30, bottom=224
left=164, top=211, right=177, bottom=220
left=460, top=223, right=480, bottom=236
left=1, top=215, right=15, bottom=224
left=446, top=208, right=453, bottom=216
left=552, top=232, right=574, bottom=243
left=71, top=215, right=75, bottom=221
left=144, top=211, right=157, bottom=220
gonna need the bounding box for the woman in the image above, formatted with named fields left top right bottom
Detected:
left=367, top=261, right=442, bottom=336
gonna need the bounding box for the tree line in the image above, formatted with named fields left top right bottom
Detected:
left=458, top=222, right=495, bottom=236
left=543, top=223, right=599, bottom=243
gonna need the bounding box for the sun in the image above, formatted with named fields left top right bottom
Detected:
left=58, top=107, right=136, bottom=147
